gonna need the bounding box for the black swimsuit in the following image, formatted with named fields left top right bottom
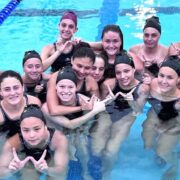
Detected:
left=51, top=43, right=74, bottom=72
left=105, top=63, right=115, bottom=78
left=106, top=81, right=140, bottom=122
left=0, top=95, right=29, bottom=138
left=148, top=97, right=180, bottom=122
left=63, top=95, right=83, bottom=135
left=24, top=76, right=48, bottom=103
left=76, top=80, right=91, bottom=97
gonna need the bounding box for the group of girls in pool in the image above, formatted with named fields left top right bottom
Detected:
left=0, top=10, right=179, bottom=180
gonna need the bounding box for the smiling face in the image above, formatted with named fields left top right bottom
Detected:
left=59, top=19, right=77, bottom=40
left=56, top=79, right=76, bottom=105
left=115, top=63, right=135, bottom=87
left=143, top=27, right=160, bottom=48
left=23, top=58, right=43, bottom=81
left=0, top=77, right=24, bottom=105
left=71, top=57, right=93, bottom=80
left=21, top=117, right=47, bottom=147
left=91, top=56, right=105, bottom=82
left=102, top=31, right=122, bottom=57
left=158, top=67, right=179, bottom=94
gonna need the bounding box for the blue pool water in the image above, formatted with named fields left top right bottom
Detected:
left=0, top=0, right=180, bottom=180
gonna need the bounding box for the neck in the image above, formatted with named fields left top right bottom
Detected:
left=119, top=79, right=139, bottom=90
left=144, top=44, right=159, bottom=54
left=160, top=87, right=178, bottom=98
left=77, top=78, right=84, bottom=90
left=61, top=96, right=77, bottom=106
left=108, top=55, right=116, bottom=64
left=24, top=75, right=40, bottom=84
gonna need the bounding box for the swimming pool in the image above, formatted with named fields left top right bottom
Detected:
left=0, top=0, right=180, bottom=180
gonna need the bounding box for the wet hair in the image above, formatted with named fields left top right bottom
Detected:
left=143, top=16, right=161, bottom=34
left=101, top=24, right=124, bottom=51
left=22, top=50, right=42, bottom=66
left=160, top=55, right=180, bottom=76
left=56, top=66, right=78, bottom=85
left=72, top=46, right=95, bottom=63
left=114, top=52, right=135, bottom=68
left=74, top=41, right=90, bottom=52
left=0, top=70, right=23, bottom=86
left=20, top=104, right=46, bottom=125
left=60, top=10, right=77, bottom=26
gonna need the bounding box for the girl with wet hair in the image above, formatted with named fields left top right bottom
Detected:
left=0, top=70, right=41, bottom=138
left=142, top=55, right=180, bottom=180
left=42, top=65, right=106, bottom=180
left=100, top=52, right=149, bottom=179
left=41, top=11, right=79, bottom=72
left=90, top=24, right=143, bottom=78
left=46, top=46, right=99, bottom=116
left=22, top=50, right=51, bottom=103
left=0, top=104, right=68, bottom=180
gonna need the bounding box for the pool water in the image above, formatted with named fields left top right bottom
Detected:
left=0, top=0, right=180, bottom=180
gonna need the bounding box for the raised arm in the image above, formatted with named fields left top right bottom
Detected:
left=44, top=100, right=106, bottom=129
left=40, top=44, right=61, bottom=71
left=101, top=78, right=116, bottom=100
left=134, top=84, right=150, bottom=113
left=0, top=136, right=29, bottom=178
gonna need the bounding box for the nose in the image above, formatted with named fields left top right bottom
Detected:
left=64, top=87, right=69, bottom=93
left=121, top=72, right=125, bottom=78
left=147, top=36, right=152, bottom=41
left=32, top=66, right=37, bottom=72
left=109, top=41, right=114, bottom=47
left=95, top=69, right=100, bottom=75
left=64, top=25, right=69, bottom=31
left=10, top=89, right=16, bottom=95
left=29, top=130, right=35, bottom=138
left=161, top=77, right=167, bottom=84
left=79, top=68, right=85, bottom=74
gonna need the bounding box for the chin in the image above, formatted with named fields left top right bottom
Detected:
left=159, top=86, right=170, bottom=93
left=8, top=99, right=21, bottom=105
left=107, top=52, right=116, bottom=56
left=62, top=35, right=71, bottom=40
